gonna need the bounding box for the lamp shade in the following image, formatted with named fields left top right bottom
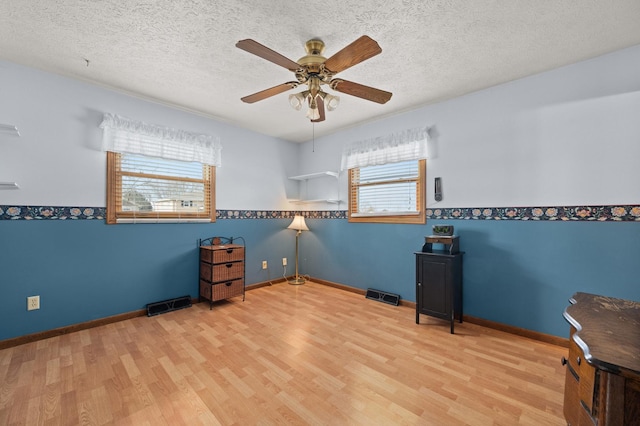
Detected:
left=287, top=215, right=309, bottom=231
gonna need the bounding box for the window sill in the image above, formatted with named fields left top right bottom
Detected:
left=116, top=218, right=213, bottom=224
left=351, top=211, right=419, bottom=217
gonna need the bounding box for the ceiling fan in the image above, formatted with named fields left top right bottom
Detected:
left=236, top=36, right=392, bottom=123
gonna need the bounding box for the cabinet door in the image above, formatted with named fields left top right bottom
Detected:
left=418, top=257, right=451, bottom=318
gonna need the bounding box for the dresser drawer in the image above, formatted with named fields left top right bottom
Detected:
left=200, top=245, right=244, bottom=264
left=200, top=279, right=244, bottom=302
left=568, top=334, right=596, bottom=417
left=567, top=327, right=581, bottom=372
left=200, top=261, right=244, bottom=282
left=563, top=362, right=580, bottom=426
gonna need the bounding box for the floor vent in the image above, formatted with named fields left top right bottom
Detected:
left=146, top=295, right=192, bottom=317
left=365, top=288, right=400, bottom=306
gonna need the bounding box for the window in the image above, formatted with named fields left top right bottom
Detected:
left=349, top=159, right=426, bottom=224
left=341, top=126, right=429, bottom=223
left=100, top=113, right=221, bottom=224
left=106, top=152, right=215, bottom=223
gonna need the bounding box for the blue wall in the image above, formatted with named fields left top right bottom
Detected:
left=0, top=217, right=295, bottom=341
left=2, top=213, right=639, bottom=341
left=303, top=217, right=640, bottom=338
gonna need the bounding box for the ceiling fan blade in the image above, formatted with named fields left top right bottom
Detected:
left=323, top=36, right=382, bottom=74
left=311, top=97, right=325, bottom=123
left=236, top=39, right=301, bottom=71
left=330, top=79, right=392, bottom=104
left=241, top=82, right=298, bottom=103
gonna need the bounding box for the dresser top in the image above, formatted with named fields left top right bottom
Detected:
left=564, top=292, right=640, bottom=377
left=200, top=244, right=244, bottom=251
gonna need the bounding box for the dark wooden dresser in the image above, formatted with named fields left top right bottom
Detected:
left=562, top=292, right=640, bottom=426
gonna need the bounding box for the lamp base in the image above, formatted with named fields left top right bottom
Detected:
left=288, top=277, right=306, bottom=285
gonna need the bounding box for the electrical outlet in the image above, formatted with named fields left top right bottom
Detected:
left=262, top=260, right=268, bottom=269
left=27, top=295, right=40, bottom=311
left=282, top=257, right=287, bottom=266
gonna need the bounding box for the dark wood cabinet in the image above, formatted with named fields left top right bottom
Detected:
left=415, top=252, right=463, bottom=333
left=199, top=244, right=245, bottom=309
left=562, top=293, right=640, bottom=426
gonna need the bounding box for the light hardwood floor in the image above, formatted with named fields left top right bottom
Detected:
left=0, top=282, right=568, bottom=425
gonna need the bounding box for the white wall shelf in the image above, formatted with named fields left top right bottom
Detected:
left=287, top=171, right=338, bottom=181
left=0, top=182, right=20, bottom=190
left=0, top=124, right=20, bottom=137
left=288, top=198, right=341, bottom=205
left=287, top=171, right=340, bottom=205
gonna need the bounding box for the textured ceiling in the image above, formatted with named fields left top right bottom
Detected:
left=1, top=1, right=640, bottom=143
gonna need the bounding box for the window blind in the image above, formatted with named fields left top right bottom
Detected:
left=108, top=153, right=214, bottom=222
left=351, top=160, right=420, bottom=216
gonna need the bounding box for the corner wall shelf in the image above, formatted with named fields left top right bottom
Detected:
left=0, top=124, right=20, bottom=137
left=287, top=171, right=338, bottom=181
left=287, top=171, right=341, bottom=205
left=288, top=199, right=341, bottom=205
left=0, top=182, right=19, bottom=190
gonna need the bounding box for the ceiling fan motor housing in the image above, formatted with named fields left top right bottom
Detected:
left=296, top=40, right=330, bottom=82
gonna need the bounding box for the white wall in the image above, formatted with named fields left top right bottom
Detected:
left=0, top=60, right=298, bottom=210
left=298, top=44, right=640, bottom=208
left=3, top=43, right=638, bottom=211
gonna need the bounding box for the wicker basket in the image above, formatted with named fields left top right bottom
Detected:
left=200, top=279, right=244, bottom=301
left=200, top=245, right=245, bottom=264
left=213, top=279, right=244, bottom=300
left=200, top=261, right=243, bottom=282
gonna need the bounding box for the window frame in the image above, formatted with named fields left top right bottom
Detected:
left=348, top=159, right=426, bottom=224
left=106, top=151, right=216, bottom=224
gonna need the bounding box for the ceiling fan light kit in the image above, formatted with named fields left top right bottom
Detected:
left=236, top=36, right=392, bottom=123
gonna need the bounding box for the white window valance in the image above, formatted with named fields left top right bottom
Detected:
left=341, top=126, right=429, bottom=171
left=100, top=113, right=222, bottom=166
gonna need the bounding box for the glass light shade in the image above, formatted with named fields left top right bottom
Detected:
left=325, top=94, right=340, bottom=111
left=287, top=215, right=309, bottom=231
left=305, top=107, right=320, bottom=120
left=288, top=93, right=304, bottom=111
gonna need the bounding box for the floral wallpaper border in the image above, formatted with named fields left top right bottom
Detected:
left=0, top=206, right=347, bottom=221
left=426, top=205, right=640, bottom=221
left=0, top=206, right=106, bottom=220
left=1, top=205, right=639, bottom=221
